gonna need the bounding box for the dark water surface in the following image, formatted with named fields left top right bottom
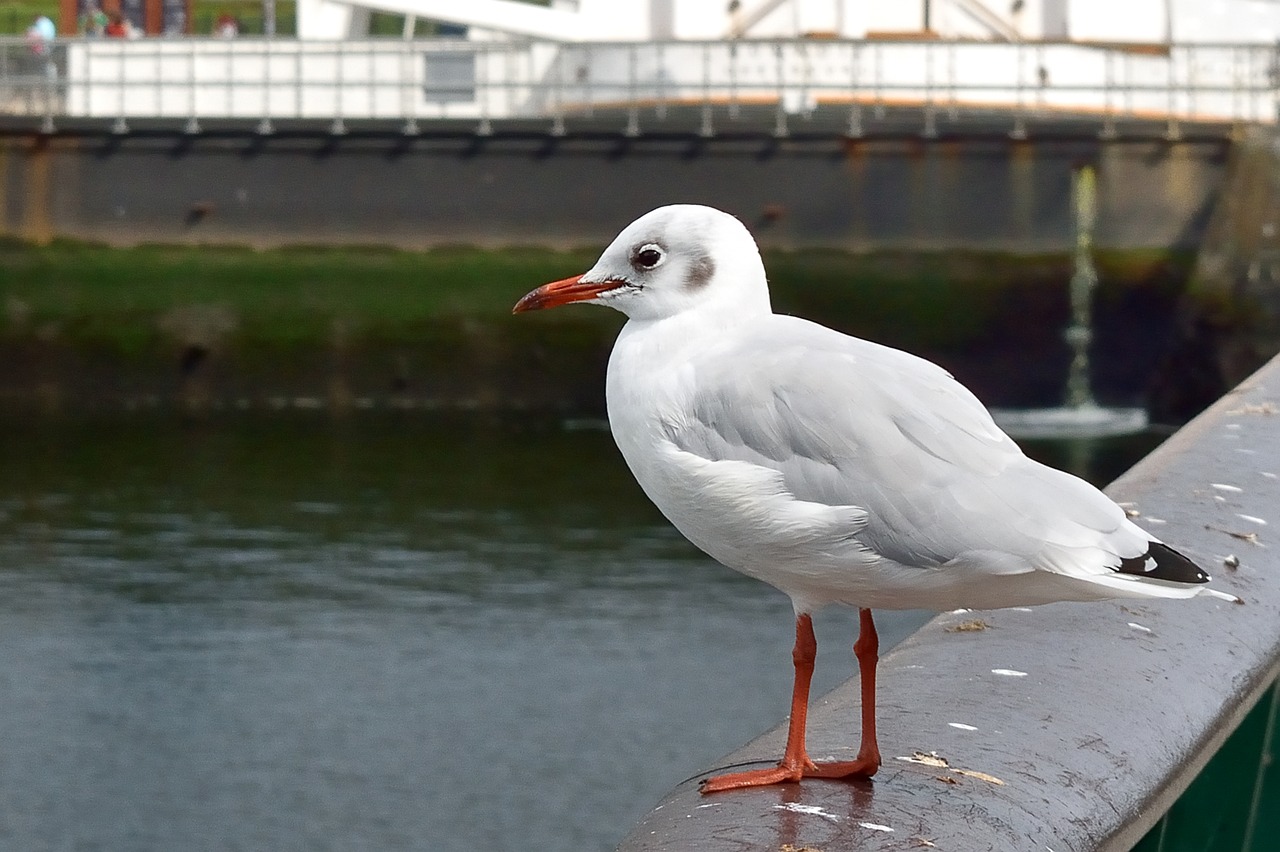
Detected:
left=0, top=414, right=1160, bottom=851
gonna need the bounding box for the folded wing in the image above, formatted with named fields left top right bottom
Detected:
left=669, top=314, right=1197, bottom=592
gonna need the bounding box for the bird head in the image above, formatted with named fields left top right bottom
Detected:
left=513, top=204, right=771, bottom=322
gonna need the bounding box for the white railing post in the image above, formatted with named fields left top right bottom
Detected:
left=1101, top=49, right=1117, bottom=138
left=773, top=41, right=787, bottom=137
left=847, top=40, right=861, bottom=137
left=727, top=41, right=740, bottom=121
left=477, top=43, right=491, bottom=136
left=1166, top=43, right=1181, bottom=140
left=580, top=43, right=592, bottom=120
left=923, top=40, right=937, bottom=138
left=83, top=40, right=93, bottom=122
left=185, top=40, right=199, bottom=134
left=624, top=42, right=639, bottom=136
left=367, top=39, right=375, bottom=123
left=401, top=37, right=418, bottom=135
left=1034, top=42, right=1045, bottom=114
left=873, top=40, right=884, bottom=118
left=654, top=41, right=667, bottom=120
left=294, top=41, right=302, bottom=119
left=550, top=44, right=565, bottom=136
left=258, top=39, right=274, bottom=134
left=1273, top=43, right=1280, bottom=124
left=699, top=41, right=712, bottom=137
left=947, top=40, right=958, bottom=120
left=40, top=40, right=55, bottom=133
left=1124, top=50, right=1134, bottom=118
left=225, top=38, right=233, bottom=119
left=153, top=39, right=160, bottom=118
left=332, top=40, right=346, bottom=135
left=113, top=39, right=127, bottom=134
left=1188, top=42, right=1199, bottom=120
left=1011, top=40, right=1027, bottom=139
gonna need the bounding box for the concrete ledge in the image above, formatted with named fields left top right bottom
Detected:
left=616, top=354, right=1280, bottom=851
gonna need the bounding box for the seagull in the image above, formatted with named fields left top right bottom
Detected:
left=512, top=204, right=1234, bottom=794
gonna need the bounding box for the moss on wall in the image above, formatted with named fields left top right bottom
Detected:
left=0, top=240, right=1197, bottom=414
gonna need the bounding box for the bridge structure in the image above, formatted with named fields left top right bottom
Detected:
left=0, top=35, right=1276, bottom=141
left=0, top=0, right=1275, bottom=264
left=5, top=0, right=1280, bottom=140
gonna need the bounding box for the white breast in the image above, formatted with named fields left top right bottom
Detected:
left=605, top=317, right=902, bottom=611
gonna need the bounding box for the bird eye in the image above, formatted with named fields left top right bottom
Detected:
left=633, top=245, right=664, bottom=270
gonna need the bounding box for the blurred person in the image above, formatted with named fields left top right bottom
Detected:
left=25, top=14, right=55, bottom=55
left=79, top=2, right=108, bottom=35
left=214, top=12, right=239, bottom=37
left=25, top=13, right=56, bottom=93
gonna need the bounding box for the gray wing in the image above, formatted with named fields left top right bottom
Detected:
left=669, top=314, right=1143, bottom=577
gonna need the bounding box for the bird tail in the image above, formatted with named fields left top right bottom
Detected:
left=1102, top=541, right=1238, bottom=602
left=1117, top=541, right=1208, bottom=585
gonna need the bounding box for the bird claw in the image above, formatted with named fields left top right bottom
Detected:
left=699, top=756, right=878, bottom=794
left=699, top=766, right=801, bottom=793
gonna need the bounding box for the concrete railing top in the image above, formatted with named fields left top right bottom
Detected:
left=616, top=354, right=1280, bottom=851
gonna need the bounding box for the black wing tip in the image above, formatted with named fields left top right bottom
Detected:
left=1118, top=541, right=1210, bottom=585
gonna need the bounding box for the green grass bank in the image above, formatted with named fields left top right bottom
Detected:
left=0, top=240, right=1197, bottom=414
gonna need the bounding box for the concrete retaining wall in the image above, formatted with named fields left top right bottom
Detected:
left=0, top=132, right=1227, bottom=252
left=1150, top=127, right=1280, bottom=422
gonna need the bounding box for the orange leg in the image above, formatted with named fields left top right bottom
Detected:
left=700, top=608, right=882, bottom=794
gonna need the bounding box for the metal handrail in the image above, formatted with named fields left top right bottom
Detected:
left=0, top=36, right=1275, bottom=133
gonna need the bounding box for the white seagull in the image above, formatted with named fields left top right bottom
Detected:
left=513, top=204, right=1234, bottom=794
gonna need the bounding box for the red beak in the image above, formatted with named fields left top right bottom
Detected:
left=512, top=275, right=622, bottom=313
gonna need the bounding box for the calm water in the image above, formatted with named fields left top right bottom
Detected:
left=0, top=413, right=1160, bottom=851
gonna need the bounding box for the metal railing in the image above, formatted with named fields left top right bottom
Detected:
left=0, top=36, right=1276, bottom=135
